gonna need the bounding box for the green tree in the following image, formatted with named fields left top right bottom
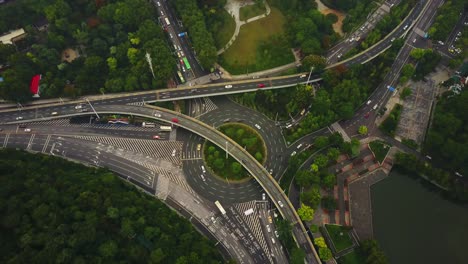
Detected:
left=400, top=87, right=412, bottom=100
left=290, top=247, right=306, bottom=264
left=322, top=174, right=336, bottom=189
left=358, top=125, right=368, bottom=135
left=297, top=203, right=314, bottom=221
left=98, top=240, right=118, bottom=258
left=314, top=136, right=329, bottom=148
left=150, top=248, right=166, bottom=263
left=327, top=148, right=340, bottom=162
left=231, top=162, right=242, bottom=174
left=409, top=48, right=427, bottom=60
left=314, top=237, right=327, bottom=248
left=213, top=158, right=225, bottom=169
left=301, top=187, right=321, bottom=208
left=318, top=247, right=333, bottom=261
left=302, top=54, right=327, bottom=72
left=314, top=154, right=329, bottom=168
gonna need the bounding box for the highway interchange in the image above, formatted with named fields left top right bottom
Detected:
left=0, top=0, right=450, bottom=262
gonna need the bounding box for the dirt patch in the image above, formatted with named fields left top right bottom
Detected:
left=315, top=0, right=346, bottom=36
left=61, top=48, right=79, bottom=63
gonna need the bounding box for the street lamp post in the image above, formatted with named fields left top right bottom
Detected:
left=225, top=141, right=228, bottom=159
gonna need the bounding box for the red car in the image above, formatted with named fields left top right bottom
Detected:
left=172, top=118, right=179, bottom=123
left=364, top=112, right=370, bottom=119
left=152, top=135, right=160, bottom=139
left=257, top=83, right=265, bottom=88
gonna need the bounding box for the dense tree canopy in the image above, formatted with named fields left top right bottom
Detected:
left=0, top=149, right=223, bottom=263
left=424, top=89, right=468, bottom=176
left=0, top=0, right=174, bottom=102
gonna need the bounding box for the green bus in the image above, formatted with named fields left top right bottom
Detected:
left=182, top=57, right=191, bottom=70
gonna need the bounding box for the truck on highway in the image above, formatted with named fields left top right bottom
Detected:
left=214, top=200, right=226, bottom=215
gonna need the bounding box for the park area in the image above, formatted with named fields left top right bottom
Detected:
left=204, top=123, right=266, bottom=181
left=325, top=224, right=354, bottom=252
left=219, top=7, right=295, bottom=74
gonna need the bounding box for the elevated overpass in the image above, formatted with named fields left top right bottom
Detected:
left=3, top=104, right=321, bottom=263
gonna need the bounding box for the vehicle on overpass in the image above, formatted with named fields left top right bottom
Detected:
left=214, top=200, right=226, bottom=215
left=160, top=125, right=172, bottom=132
left=142, top=122, right=155, bottom=128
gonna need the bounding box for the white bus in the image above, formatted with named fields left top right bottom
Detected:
left=244, top=208, right=254, bottom=216
left=165, top=17, right=170, bottom=26
left=142, top=122, right=155, bottom=128
left=214, top=200, right=226, bottom=215
left=160, top=125, right=172, bottom=132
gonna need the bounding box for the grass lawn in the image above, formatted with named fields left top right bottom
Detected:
left=325, top=224, right=353, bottom=252
left=368, top=140, right=391, bottom=164
left=338, top=250, right=366, bottom=264
left=212, top=9, right=236, bottom=49
left=220, top=7, right=294, bottom=74
left=239, top=3, right=266, bottom=21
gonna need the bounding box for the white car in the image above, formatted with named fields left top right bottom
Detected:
left=299, top=74, right=307, bottom=78
left=51, top=112, right=58, bottom=116
left=225, top=84, right=232, bottom=89
left=172, top=149, right=176, bottom=157
left=201, top=165, right=206, bottom=173
left=157, top=1, right=161, bottom=6
left=275, top=230, right=279, bottom=238
left=366, top=100, right=372, bottom=105
left=154, top=113, right=162, bottom=117
left=278, top=200, right=284, bottom=208
left=297, top=143, right=303, bottom=149
left=291, top=151, right=297, bottom=156
left=262, top=193, right=266, bottom=200
left=266, top=225, right=271, bottom=232
left=271, top=238, right=276, bottom=244
left=75, top=104, right=83, bottom=109
left=24, top=128, right=31, bottom=132
left=201, top=175, right=206, bottom=182
left=254, top=124, right=261, bottom=129
left=211, top=216, right=216, bottom=223
left=373, top=104, right=378, bottom=110
left=15, top=116, right=23, bottom=120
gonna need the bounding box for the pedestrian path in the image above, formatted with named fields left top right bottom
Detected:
left=235, top=201, right=272, bottom=263
left=217, top=0, right=272, bottom=55
left=74, top=135, right=183, bottom=165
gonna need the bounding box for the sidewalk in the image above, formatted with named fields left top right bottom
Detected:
left=215, top=49, right=301, bottom=80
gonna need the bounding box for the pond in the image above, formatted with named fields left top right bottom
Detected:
left=371, top=171, right=468, bottom=264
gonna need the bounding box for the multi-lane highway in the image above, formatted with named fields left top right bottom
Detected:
left=0, top=0, right=447, bottom=262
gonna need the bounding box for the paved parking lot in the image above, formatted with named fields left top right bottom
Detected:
left=396, top=79, right=436, bottom=144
